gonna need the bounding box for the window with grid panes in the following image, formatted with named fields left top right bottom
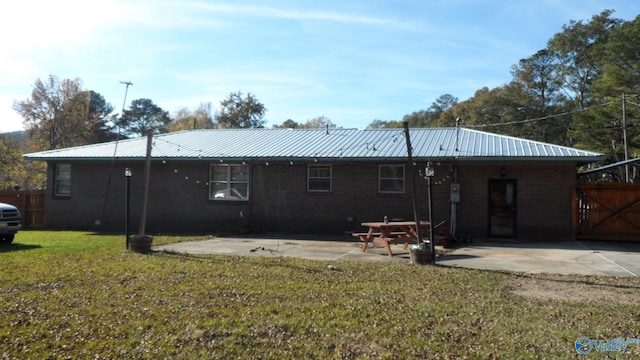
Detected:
left=55, top=163, right=71, bottom=196
left=209, top=164, right=249, bottom=201
left=378, top=164, right=405, bottom=193
left=308, top=164, right=332, bottom=192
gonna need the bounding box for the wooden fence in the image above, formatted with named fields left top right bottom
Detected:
left=573, top=183, right=640, bottom=241
left=0, top=190, right=46, bottom=228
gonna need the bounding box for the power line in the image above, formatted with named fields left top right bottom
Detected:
left=465, top=101, right=614, bottom=128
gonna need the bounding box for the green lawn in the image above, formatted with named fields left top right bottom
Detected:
left=1, top=231, right=639, bottom=359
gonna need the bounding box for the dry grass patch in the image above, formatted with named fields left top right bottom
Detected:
left=509, top=273, right=640, bottom=304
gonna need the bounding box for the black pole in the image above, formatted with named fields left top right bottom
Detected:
left=403, top=122, right=422, bottom=244
left=139, top=130, right=153, bottom=235
left=427, top=173, right=435, bottom=264
left=125, top=172, right=131, bottom=249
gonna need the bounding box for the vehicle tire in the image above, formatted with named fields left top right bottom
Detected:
left=0, top=234, right=14, bottom=244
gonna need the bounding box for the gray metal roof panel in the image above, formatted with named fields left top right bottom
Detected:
left=23, top=127, right=603, bottom=163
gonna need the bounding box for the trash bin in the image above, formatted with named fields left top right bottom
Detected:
left=410, top=241, right=432, bottom=265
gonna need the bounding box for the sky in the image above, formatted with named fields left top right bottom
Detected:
left=1, top=1, right=640, bottom=133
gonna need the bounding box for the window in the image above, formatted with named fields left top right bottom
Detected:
left=379, top=164, right=404, bottom=193
left=308, top=165, right=332, bottom=192
left=209, top=164, right=249, bottom=201
left=55, top=163, right=71, bottom=196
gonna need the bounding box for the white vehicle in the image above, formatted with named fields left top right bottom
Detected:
left=0, top=202, right=21, bottom=244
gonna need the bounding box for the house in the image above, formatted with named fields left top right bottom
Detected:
left=23, top=127, right=603, bottom=241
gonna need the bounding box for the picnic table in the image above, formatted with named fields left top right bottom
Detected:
left=353, top=221, right=430, bottom=257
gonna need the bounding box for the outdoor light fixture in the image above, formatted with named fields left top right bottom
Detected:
left=425, top=161, right=435, bottom=177
left=125, top=168, right=132, bottom=249
left=425, top=161, right=435, bottom=264
left=501, top=167, right=507, bottom=177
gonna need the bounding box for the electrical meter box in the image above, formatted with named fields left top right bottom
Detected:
left=450, top=183, right=460, bottom=203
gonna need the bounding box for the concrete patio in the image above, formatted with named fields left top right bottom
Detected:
left=153, top=234, right=640, bottom=277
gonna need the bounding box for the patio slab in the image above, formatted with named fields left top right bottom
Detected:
left=153, top=234, right=640, bottom=277
left=436, top=239, right=640, bottom=277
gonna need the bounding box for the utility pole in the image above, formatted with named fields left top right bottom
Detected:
left=622, top=94, right=630, bottom=182
left=120, top=81, right=133, bottom=113
left=116, top=81, right=133, bottom=136
left=403, top=122, right=422, bottom=245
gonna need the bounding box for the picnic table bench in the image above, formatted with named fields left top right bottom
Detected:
left=353, top=221, right=429, bottom=257
left=353, top=220, right=455, bottom=257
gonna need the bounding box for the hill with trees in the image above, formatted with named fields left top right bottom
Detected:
left=374, top=10, right=640, bottom=179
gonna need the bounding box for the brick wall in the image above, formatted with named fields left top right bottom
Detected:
left=456, top=163, right=577, bottom=240
left=44, top=160, right=577, bottom=240
left=250, top=163, right=428, bottom=234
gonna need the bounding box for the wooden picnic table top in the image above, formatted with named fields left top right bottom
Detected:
left=360, top=221, right=430, bottom=227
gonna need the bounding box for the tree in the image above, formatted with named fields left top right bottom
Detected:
left=0, top=135, right=24, bottom=190
left=0, top=134, right=46, bottom=190
left=83, top=91, right=117, bottom=143
left=445, top=86, right=528, bottom=136
left=548, top=10, right=621, bottom=109
left=402, top=110, right=429, bottom=127
left=120, top=98, right=171, bottom=136
left=273, top=119, right=303, bottom=129
left=595, top=14, right=640, bottom=96
left=303, top=116, right=336, bottom=129
left=428, top=94, right=458, bottom=120
left=400, top=94, right=459, bottom=128
left=602, top=17, right=640, bottom=166
left=367, top=119, right=402, bottom=129
left=12, top=75, right=115, bottom=150
left=216, top=92, right=266, bottom=128
left=169, top=102, right=217, bottom=132
left=575, top=15, right=640, bottom=169
left=272, top=117, right=340, bottom=129
left=506, top=49, right=573, bottom=144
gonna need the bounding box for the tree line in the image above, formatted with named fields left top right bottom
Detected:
left=3, top=10, right=639, bottom=189
left=2, top=78, right=336, bottom=189
left=376, top=10, right=640, bottom=178
left=11, top=78, right=271, bottom=147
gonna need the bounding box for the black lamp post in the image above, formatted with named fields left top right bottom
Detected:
left=425, top=161, right=436, bottom=264
left=125, top=168, right=132, bottom=249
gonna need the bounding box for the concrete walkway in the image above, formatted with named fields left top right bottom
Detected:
left=437, top=239, right=640, bottom=277
left=153, top=234, right=640, bottom=277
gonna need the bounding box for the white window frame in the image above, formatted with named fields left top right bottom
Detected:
left=378, top=164, right=405, bottom=194
left=307, top=164, right=332, bottom=192
left=54, top=163, right=71, bottom=197
left=209, top=164, right=250, bottom=201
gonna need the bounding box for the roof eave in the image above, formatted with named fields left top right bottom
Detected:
left=23, top=155, right=606, bottom=165
left=452, top=155, right=605, bottom=165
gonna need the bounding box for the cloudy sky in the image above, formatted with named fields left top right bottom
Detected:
left=1, top=0, right=639, bottom=132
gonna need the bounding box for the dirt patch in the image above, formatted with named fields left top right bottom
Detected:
left=509, top=273, right=640, bottom=304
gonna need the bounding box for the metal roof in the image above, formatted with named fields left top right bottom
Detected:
left=578, top=157, right=640, bottom=176
left=23, top=127, right=603, bottom=164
